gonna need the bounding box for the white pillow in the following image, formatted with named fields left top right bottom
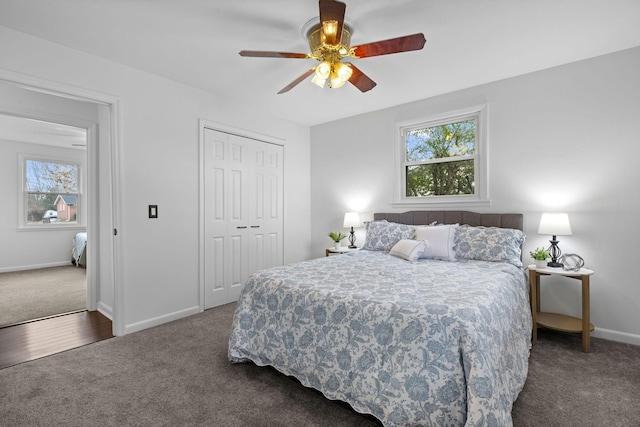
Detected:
left=414, top=224, right=458, bottom=261
left=389, top=239, right=427, bottom=261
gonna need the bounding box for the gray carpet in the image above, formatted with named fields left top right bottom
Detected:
left=0, top=266, right=86, bottom=327
left=0, top=303, right=638, bottom=426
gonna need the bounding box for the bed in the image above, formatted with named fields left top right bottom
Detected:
left=228, top=211, right=531, bottom=426
left=71, top=232, right=87, bottom=267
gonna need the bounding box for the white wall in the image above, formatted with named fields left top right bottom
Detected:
left=311, top=47, right=640, bottom=344
left=0, top=26, right=312, bottom=335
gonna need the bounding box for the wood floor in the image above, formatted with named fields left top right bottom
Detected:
left=0, top=310, right=113, bottom=370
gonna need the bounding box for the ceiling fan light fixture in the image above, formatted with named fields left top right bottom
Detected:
left=328, top=76, right=346, bottom=89
left=311, top=73, right=327, bottom=88
left=329, top=62, right=352, bottom=88
left=321, top=20, right=338, bottom=44
left=305, top=22, right=352, bottom=58
left=335, top=62, right=352, bottom=79
left=241, top=1, right=426, bottom=94
left=315, top=61, right=331, bottom=79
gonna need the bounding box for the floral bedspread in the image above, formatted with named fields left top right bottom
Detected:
left=228, top=251, right=531, bottom=426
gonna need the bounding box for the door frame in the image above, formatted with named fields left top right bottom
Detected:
left=198, top=119, right=284, bottom=311
left=0, top=69, right=125, bottom=336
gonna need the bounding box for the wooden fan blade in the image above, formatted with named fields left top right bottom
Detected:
left=277, top=68, right=316, bottom=94
left=319, top=0, right=346, bottom=46
left=345, top=63, right=377, bottom=93
left=239, top=50, right=308, bottom=59
left=350, top=33, right=426, bottom=58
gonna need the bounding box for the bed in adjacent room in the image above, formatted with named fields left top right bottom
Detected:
left=228, top=211, right=531, bottom=426
left=71, top=232, right=87, bottom=267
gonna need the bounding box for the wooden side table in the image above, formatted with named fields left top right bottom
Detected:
left=528, top=265, right=595, bottom=352
left=325, top=247, right=359, bottom=257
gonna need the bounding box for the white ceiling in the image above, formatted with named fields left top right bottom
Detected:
left=0, top=113, right=87, bottom=149
left=1, top=0, right=639, bottom=127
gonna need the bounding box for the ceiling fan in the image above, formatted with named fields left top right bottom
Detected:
left=239, top=0, right=426, bottom=94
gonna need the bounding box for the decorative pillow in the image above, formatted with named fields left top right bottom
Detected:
left=414, top=224, right=458, bottom=261
left=453, top=225, right=526, bottom=267
left=389, top=239, right=427, bottom=261
left=362, top=220, right=415, bottom=252
left=413, top=221, right=438, bottom=227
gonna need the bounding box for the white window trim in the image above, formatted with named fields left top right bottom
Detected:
left=18, top=153, right=86, bottom=231
left=393, top=104, right=490, bottom=208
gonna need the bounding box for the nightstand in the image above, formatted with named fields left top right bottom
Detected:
left=325, top=247, right=359, bottom=257
left=528, top=265, right=595, bottom=352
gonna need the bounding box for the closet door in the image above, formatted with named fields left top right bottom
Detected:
left=204, top=128, right=283, bottom=308
left=247, top=141, right=283, bottom=275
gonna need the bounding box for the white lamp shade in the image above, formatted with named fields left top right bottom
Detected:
left=343, top=212, right=361, bottom=228
left=538, top=212, right=572, bottom=236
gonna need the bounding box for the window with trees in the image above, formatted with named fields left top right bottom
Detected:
left=22, top=157, right=81, bottom=226
left=395, top=106, right=488, bottom=205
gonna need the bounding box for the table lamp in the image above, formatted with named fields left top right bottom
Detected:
left=537, top=212, right=572, bottom=268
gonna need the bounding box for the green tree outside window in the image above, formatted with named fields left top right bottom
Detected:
left=404, top=119, right=476, bottom=197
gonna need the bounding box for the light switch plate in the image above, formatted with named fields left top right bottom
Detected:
left=149, top=205, right=158, bottom=218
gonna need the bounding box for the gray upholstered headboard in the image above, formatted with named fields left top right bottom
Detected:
left=373, top=211, right=523, bottom=231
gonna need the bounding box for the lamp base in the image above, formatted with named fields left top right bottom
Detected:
left=348, top=227, right=357, bottom=249
left=547, top=236, right=564, bottom=268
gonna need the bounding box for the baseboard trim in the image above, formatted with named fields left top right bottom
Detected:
left=592, top=327, right=640, bottom=346
left=124, top=305, right=201, bottom=335
left=115, top=306, right=640, bottom=346
left=97, top=302, right=113, bottom=321
left=0, top=261, right=71, bottom=273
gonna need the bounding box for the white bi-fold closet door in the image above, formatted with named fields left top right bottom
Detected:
left=204, top=128, right=283, bottom=309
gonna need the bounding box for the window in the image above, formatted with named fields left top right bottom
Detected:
left=21, top=157, right=81, bottom=227
left=395, top=105, right=488, bottom=206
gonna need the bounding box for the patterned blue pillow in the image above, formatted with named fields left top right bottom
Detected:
left=362, top=220, right=415, bottom=251
left=453, top=225, right=526, bottom=267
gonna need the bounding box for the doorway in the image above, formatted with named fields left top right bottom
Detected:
left=0, top=114, right=88, bottom=327
left=0, top=77, right=121, bottom=336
